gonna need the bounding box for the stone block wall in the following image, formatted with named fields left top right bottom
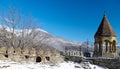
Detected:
left=0, top=47, right=64, bottom=63
left=92, top=58, right=120, bottom=69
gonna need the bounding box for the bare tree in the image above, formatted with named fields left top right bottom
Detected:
left=0, top=6, right=40, bottom=50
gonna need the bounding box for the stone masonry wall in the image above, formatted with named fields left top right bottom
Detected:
left=92, top=59, right=120, bottom=69
left=0, top=47, right=64, bottom=63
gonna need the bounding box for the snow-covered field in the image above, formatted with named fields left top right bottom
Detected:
left=0, top=61, right=107, bottom=69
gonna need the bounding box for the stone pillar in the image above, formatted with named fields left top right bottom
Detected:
left=99, top=40, right=104, bottom=56
left=101, top=41, right=104, bottom=56
left=112, top=44, right=114, bottom=53
left=97, top=44, right=99, bottom=52
left=94, top=42, right=98, bottom=51
left=99, top=43, right=101, bottom=54
left=94, top=42, right=98, bottom=57
left=114, top=46, right=117, bottom=53
left=114, top=46, right=116, bottom=53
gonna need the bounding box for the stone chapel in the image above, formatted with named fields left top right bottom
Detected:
left=93, top=13, right=118, bottom=58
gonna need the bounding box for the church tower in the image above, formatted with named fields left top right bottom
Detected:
left=94, top=13, right=118, bottom=57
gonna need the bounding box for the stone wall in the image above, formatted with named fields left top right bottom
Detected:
left=64, top=56, right=85, bottom=63
left=0, top=47, right=64, bottom=63
left=92, top=58, right=120, bottom=69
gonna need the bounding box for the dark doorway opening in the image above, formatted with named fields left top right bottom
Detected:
left=36, top=56, right=41, bottom=62
left=46, top=56, right=50, bottom=61
left=84, top=52, right=91, bottom=57
left=25, top=55, right=29, bottom=59
left=4, top=54, right=8, bottom=58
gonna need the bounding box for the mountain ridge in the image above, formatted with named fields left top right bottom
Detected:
left=0, top=25, right=94, bottom=52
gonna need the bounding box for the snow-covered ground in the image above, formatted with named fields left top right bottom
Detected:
left=0, top=60, right=107, bottom=69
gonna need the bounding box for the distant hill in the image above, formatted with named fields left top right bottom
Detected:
left=0, top=25, right=94, bottom=52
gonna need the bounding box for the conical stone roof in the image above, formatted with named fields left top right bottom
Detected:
left=95, top=14, right=116, bottom=37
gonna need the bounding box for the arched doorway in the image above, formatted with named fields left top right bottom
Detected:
left=5, top=51, right=8, bottom=58
left=4, top=54, right=8, bottom=58
left=36, top=56, right=41, bottom=62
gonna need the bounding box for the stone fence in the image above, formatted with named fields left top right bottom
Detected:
left=91, top=58, right=120, bottom=69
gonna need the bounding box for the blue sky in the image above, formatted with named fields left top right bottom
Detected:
left=0, top=0, right=120, bottom=44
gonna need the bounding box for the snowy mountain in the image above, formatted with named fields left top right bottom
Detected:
left=0, top=25, right=94, bottom=52
left=33, top=30, right=94, bottom=52
left=28, top=29, right=82, bottom=51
